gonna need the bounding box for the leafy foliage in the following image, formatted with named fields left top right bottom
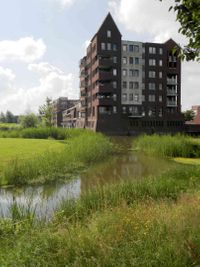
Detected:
left=19, top=113, right=39, bottom=128
left=39, top=97, right=53, bottom=127
left=160, top=0, right=200, bottom=61
left=183, top=109, right=195, bottom=121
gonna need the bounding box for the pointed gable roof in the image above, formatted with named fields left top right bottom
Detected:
left=91, top=13, right=122, bottom=42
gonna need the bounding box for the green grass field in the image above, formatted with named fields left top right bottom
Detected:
left=0, top=138, right=66, bottom=173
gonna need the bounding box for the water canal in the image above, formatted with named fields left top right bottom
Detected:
left=0, top=137, right=175, bottom=218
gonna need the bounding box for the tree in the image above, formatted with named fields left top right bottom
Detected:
left=39, top=97, right=53, bottom=127
left=160, top=0, right=200, bottom=61
left=19, top=113, right=39, bottom=128
left=5, top=110, right=15, bottom=123
left=0, top=112, right=6, bottom=123
left=183, top=109, right=195, bottom=121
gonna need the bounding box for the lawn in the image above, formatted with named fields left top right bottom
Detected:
left=0, top=138, right=66, bottom=172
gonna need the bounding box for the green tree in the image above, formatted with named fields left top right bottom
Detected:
left=0, top=112, right=6, bottom=123
left=160, top=0, right=200, bottom=61
left=39, top=97, right=53, bottom=127
left=19, top=113, right=39, bottom=128
left=5, top=110, right=15, bottom=123
left=183, top=109, right=195, bottom=121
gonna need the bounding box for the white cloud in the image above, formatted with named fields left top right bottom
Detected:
left=0, top=66, right=15, bottom=82
left=109, top=0, right=199, bottom=110
left=0, top=62, right=78, bottom=114
left=46, top=0, right=75, bottom=8
left=0, top=37, right=46, bottom=63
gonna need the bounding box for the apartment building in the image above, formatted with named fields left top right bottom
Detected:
left=52, top=97, right=79, bottom=127
left=79, top=13, right=184, bottom=135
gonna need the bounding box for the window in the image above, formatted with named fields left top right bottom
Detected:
left=159, top=83, right=162, bottom=90
left=159, top=59, right=163, bottom=66
left=122, top=69, right=127, bottom=76
left=149, top=95, right=155, bottom=102
left=129, top=57, right=134, bottom=64
left=101, top=43, right=106, bottom=50
left=113, top=94, right=117, bottom=101
left=149, top=71, right=156, bottom=78
left=159, top=71, right=163, bottom=78
left=113, top=81, right=117, bottom=89
left=122, top=106, right=127, bottom=114
left=130, top=69, right=139, bottom=77
left=159, top=95, right=162, bottom=102
left=123, top=81, right=127, bottom=89
left=107, top=43, right=111, bottom=50
left=134, top=45, right=139, bottom=53
left=129, top=94, right=133, bottom=101
left=113, top=44, right=117, bottom=51
left=159, top=48, right=163, bottom=55
left=113, top=106, right=117, bottom=113
left=135, top=57, right=139, bottom=64
left=129, top=82, right=139, bottom=89
left=134, top=94, right=139, bottom=102
left=142, top=95, right=145, bottom=102
left=149, top=59, right=156, bottom=66
left=122, top=57, right=127, bottom=64
left=149, top=83, right=155, bottom=90
left=129, top=45, right=134, bottom=52
left=122, top=93, right=127, bottom=101
left=113, top=69, right=117, bottom=76
left=123, top=44, right=127, bottom=52
left=107, top=30, right=111, bottom=38
left=113, top=56, right=117, bottom=63
left=149, top=47, right=156, bottom=54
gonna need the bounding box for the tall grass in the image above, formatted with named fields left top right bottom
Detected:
left=0, top=164, right=200, bottom=266
left=0, top=127, right=86, bottom=140
left=134, top=134, right=200, bottom=158
left=56, top=164, right=200, bottom=222
left=1, top=131, right=114, bottom=186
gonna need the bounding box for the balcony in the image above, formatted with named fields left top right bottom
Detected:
left=167, top=90, right=178, bottom=96
left=96, top=98, right=113, bottom=106
left=167, top=79, right=177, bottom=85
left=93, top=58, right=113, bottom=70
left=128, top=112, right=144, bottom=118
left=167, top=101, right=177, bottom=107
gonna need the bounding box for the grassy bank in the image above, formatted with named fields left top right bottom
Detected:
left=0, top=126, right=85, bottom=139
left=0, top=131, right=114, bottom=186
left=134, top=134, right=200, bottom=158
left=0, top=165, right=200, bottom=266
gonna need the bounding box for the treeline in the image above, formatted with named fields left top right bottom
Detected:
left=0, top=111, right=18, bottom=123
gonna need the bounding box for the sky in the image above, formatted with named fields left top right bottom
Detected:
left=0, top=0, right=199, bottom=114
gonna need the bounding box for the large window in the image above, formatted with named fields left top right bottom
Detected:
left=149, top=59, right=156, bottom=66
left=149, top=71, right=156, bottom=78
left=107, top=30, right=111, bottom=38
left=123, top=44, right=127, bottom=52
left=113, top=69, right=117, bottom=76
left=122, top=93, right=127, bottom=101
left=107, top=43, right=111, bottom=50
left=113, top=56, right=117, bottom=64
left=113, top=106, right=117, bottom=113
left=113, top=44, right=117, bottom=51
left=159, top=48, right=163, bottom=55
left=129, top=94, right=133, bottom=101
left=149, top=83, right=155, bottom=90
left=113, top=81, right=117, bottom=89
left=149, top=95, right=155, bottom=102
left=135, top=57, right=139, bottom=64
left=130, top=69, right=139, bottom=77
left=101, top=43, right=106, bottom=50
left=123, top=81, right=127, bottom=89
left=122, top=69, right=127, bottom=76
left=122, top=57, right=127, bottom=64
left=129, top=81, right=139, bottom=89
left=149, top=47, right=156, bottom=54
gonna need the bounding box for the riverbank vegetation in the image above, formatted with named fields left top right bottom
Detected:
left=0, top=130, right=114, bottom=186
left=0, top=164, right=200, bottom=266
left=134, top=134, right=200, bottom=158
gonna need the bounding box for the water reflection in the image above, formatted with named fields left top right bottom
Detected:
left=0, top=142, right=175, bottom=218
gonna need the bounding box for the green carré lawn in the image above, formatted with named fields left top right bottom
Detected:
left=0, top=138, right=66, bottom=171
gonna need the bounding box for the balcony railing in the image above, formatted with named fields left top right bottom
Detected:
left=167, top=101, right=177, bottom=107
left=167, top=90, right=178, bottom=96
left=167, top=79, right=177, bottom=85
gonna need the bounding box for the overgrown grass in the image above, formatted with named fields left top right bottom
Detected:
left=0, top=126, right=85, bottom=139
left=0, top=131, right=114, bottom=186
left=0, top=165, right=200, bottom=266
left=0, top=123, right=20, bottom=131
left=134, top=134, right=200, bottom=158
